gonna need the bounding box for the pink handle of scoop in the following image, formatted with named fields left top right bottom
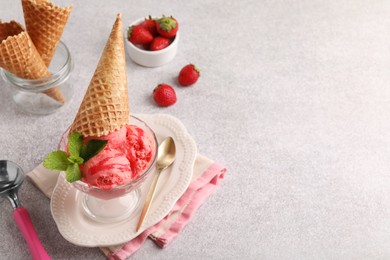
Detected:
left=13, top=207, right=51, bottom=260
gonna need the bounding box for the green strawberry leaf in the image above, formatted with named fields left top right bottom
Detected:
left=157, top=16, right=177, bottom=31
left=127, top=26, right=133, bottom=40
left=43, top=151, right=69, bottom=171
left=65, top=163, right=82, bottom=183
left=80, top=139, right=108, bottom=162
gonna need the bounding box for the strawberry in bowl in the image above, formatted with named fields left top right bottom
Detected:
left=125, top=15, right=179, bottom=67
left=155, top=16, right=179, bottom=39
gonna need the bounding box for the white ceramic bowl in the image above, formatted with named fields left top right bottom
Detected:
left=125, top=17, right=179, bottom=67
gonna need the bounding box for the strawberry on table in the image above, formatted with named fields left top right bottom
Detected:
left=128, top=25, right=153, bottom=45
left=178, top=64, right=200, bottom=86
left=156, top=16, right=178, bottom=38
left=141, top=15, right=158, bottom=36
left=153, top=84, right=177, bottom=107
left=150, top=37, right=171, bottom=51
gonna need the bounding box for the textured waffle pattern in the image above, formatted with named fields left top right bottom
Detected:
left=69, top=14, right=129, bottom=137
left=0, top=21, right=65, bottom=103
left=0, top=21, right=24, bottom=42
left=22, top=0, right=72, bottom=67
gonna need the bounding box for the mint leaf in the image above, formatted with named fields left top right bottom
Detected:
left=65, top=163, right=82, bottom=182
left=43, top=132, right=107, bottom=183
left=80, top=145, right=87, bottom=159
left=68, top=131, right=83, bottom=157
left=68, top=155, right=84, bottom=165
left=80, top=139, right=108, bottom=162
left=43, top=151, right=69, bottom=171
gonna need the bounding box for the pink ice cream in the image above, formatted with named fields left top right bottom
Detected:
left=80, top=125, right=154, bottom=190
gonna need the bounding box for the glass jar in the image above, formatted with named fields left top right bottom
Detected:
left=1, top=41, right=73, bottom=115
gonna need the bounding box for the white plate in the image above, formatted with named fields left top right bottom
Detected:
left=50, top=114, right=197, bottom=247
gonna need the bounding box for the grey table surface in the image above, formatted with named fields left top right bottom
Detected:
left=1, top=0, right=390, bottom=259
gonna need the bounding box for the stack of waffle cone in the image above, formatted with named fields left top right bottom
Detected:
left=69, top=14, right=129, bottom=137
left=21, top=0, right=73, bottom=67
left=0, top=21, right=66, bottom=104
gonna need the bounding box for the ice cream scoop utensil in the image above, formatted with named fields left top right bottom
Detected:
left=0, top=160, right=50, bottom=260
left=136, top=137, right=176, bottom=232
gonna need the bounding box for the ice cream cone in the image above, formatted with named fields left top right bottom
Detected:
left=0, top=21, right=66, bottom=104
left=21, top=0, right=73, bottom=67
left=69, top=14, right=129, bottom=137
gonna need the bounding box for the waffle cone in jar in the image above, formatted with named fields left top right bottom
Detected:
left=21, top=0, right=73, bottom=67
left=69, top=14, right=129, bottom=137
left=0, top=21, right=66, bottom=104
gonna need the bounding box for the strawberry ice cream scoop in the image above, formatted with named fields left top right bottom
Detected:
left=81, top=125, right=154, bottom=190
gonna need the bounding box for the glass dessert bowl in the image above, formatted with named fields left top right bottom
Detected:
left=58, top=116, right=158, bottom=223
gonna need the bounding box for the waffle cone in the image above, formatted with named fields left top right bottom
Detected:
left=22, top=0, right=73, bottom=67
left=0, top=21, right=66, bottom=104
left=69, top=14, right=129, bottom=137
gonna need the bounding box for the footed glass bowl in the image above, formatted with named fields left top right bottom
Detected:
left=58, top=116, right=157, bottom=223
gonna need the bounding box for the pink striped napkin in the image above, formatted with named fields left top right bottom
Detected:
left=27, top=154, right=226, bottom=259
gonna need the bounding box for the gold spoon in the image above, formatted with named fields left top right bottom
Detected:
left=136, top=137, right=176, bottom=232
